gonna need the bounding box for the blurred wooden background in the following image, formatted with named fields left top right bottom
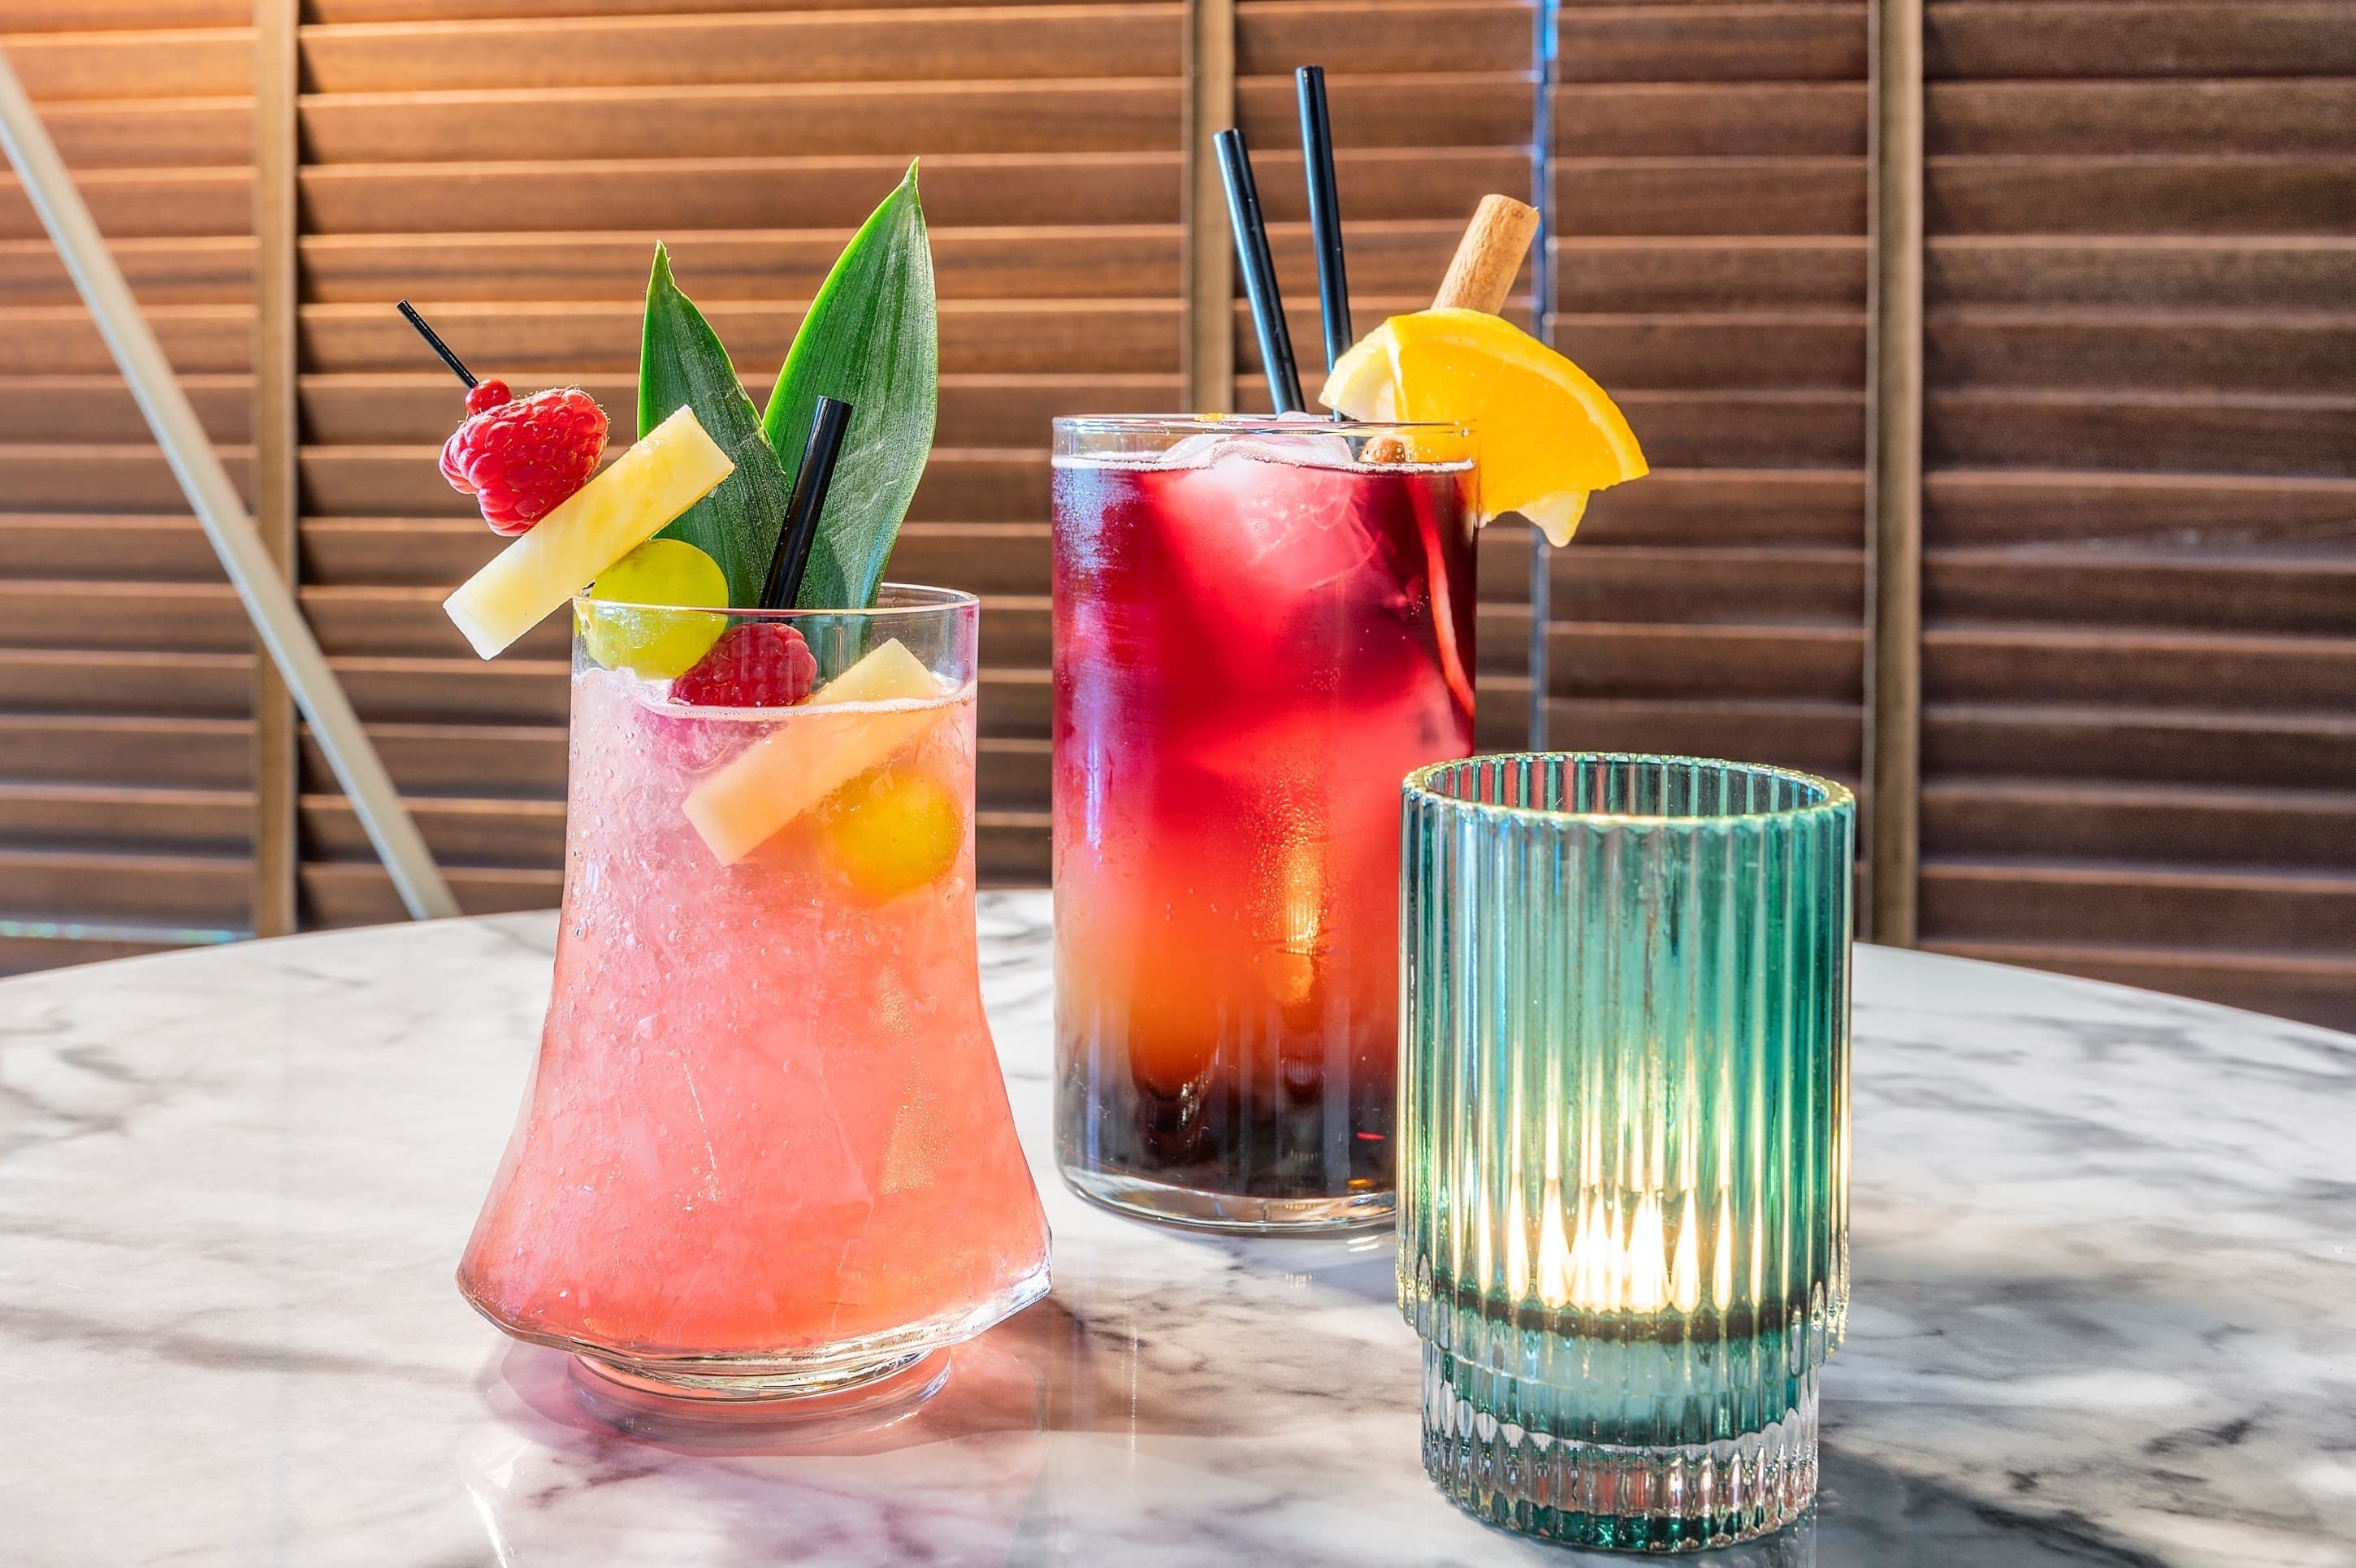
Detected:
left=0, top=0, right=2349, bottom=1029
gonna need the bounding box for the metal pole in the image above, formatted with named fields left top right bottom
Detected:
left=0, top=46, right=459, bottom=922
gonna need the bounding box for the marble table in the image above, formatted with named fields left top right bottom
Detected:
left=2, top=893, right=2350, bottom=1567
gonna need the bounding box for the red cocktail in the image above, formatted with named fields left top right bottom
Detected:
left=1050, top=418, right=1477, bottom=1229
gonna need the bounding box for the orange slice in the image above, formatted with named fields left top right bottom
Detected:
left=1319, top=308, right=1645, bottom=544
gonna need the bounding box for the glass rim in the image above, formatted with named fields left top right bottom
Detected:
left=570, top=581, right=977, bottom=619
left=1052, top=414, right=1473, bottom=439
left=1405, top=752, right=1856, bottom=827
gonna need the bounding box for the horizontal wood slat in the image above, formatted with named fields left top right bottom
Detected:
left=328, top=158, right=1172, bottom=233
left=1927, top=549, right=2356, bottom=634
left=1928, top=79, right=2356, bottom=156
left=0, top=170, right=251, bottom=240
left=0, top=28, right=252, bottom=101
left=0, top=237, right=253, bottom=305
left=1926, top=155, right=2356, bottom=236
left=1237, top=2, right=1531, bottom=74
left=1553, top=159, right=1867, bottom=236
left=1923, top=392, right=2355, bottom=478
left=1925, top=706, right=2356, bottom=790
left=1925, top=2, right=2356, bottom=81
left=1927, top=237, right=2356, bottom=310
left=35, top=99, right=252, bottom=170
left=1925, top=311, right=2356, bottom=395
left=1919, top=861, right=2356, bottom=955
left=1922, top=628, right=2356, bottom=712
left=1554, top=83, right=1865, bottom=157
left=1548, top=698, right=1862, bottom=780
left=299, top=8, right=1182, bottom=93
left=1921, top=780, right=2356, bottom=870
left=1555, top=3, right=1866, bottom=82
left=1924, top=470, right=2356, bottom=546
left=304, top=0, right=1139, bottom=14
left=0, top=2, right=245, bottom=28
left=1557, top=237, right=1866, bottom=309
left=302, top=0, right=1141, bottom=15
left=303, top=80, right=1181, bottom=162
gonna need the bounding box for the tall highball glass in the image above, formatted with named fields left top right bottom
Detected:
left=1052, top=416, right=1478, bottom=1230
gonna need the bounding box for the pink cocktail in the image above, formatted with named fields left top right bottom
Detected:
left=1050, top=418, right=1478, bottom=1230
left=461, top=588, right=1050, bottom=1399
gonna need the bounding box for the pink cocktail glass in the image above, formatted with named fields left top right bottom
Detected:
left=1050, top=418, right=1478, bottom=1230
left=460, top=587, right=1050, bottom=1400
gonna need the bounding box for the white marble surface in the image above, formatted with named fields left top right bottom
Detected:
left=0, top=892, right=2350, bottom=1567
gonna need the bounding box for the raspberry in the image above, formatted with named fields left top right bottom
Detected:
left=440, top=383, right=608, bottom=535
left=672, top=623, right=819, bottom=708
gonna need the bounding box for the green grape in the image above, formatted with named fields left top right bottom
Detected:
left=581, top=539, right=730, bottom=678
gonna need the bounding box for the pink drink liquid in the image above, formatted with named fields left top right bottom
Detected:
left=460, top=661, right=1049, bottom=1375
left=1052, top=444, right=1476, bottom=1219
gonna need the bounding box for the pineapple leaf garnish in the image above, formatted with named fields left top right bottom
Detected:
left=761, top=162, right=938, bottom=610
left=639, top=245, right=795, bottom=607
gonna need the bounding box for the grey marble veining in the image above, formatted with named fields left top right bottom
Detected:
left=0, top=892, right=2350, bottom=1566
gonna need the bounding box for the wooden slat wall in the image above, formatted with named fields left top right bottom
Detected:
left=286, top=0, right=1186, bottom=923
left=1914, top=0, right=2356, bottom=1029
left=1542, top=0, right=1873, bottom=788
left=0, top=3, right=258, bottom=972
left=7, top=1, right=2350, bottom=1038
left=1229, top=0, right=1541, bottom=748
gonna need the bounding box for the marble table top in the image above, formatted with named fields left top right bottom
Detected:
left=1, top=892, right=2350, bottom=1567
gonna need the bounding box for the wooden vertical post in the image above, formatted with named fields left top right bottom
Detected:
left=250, top=0, right=300, bottom=936
left=1866, top=0, right=1924, bottom=946
left=253, top=0, right=301, bottom=927
left=1183, top=0, right=1236, bottom=411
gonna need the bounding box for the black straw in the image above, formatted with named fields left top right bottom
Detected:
left=1213, top=128, right=1305, bottom=414
left=397, top=300, right=476, bottom=389
left=1295, top=67, right=1353, bottom=378
left=760, top=396, right=855, bottom=610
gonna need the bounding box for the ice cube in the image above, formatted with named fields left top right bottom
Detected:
left=1165, top=441, right=1379, bottom=595
left=1158, top=414, right=1357, bottom=474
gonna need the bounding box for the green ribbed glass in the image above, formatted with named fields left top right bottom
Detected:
left=1398, top=753, right=1854, bottom=1553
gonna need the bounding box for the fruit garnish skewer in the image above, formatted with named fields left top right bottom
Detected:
left=443, top=405, right=733, bottom=660
left=400, top=301, right=608, bottom=537
left=403, top=301, right=735, bottom=661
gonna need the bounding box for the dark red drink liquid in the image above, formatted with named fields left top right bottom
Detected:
left=1051, top=430, right=1476, bottom=1228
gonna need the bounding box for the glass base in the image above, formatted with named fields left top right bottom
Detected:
left=1422, top=1343, right=1818, bottom=1553
left=574, top=1345, right=951, bottom=1404
left=460, top=1257, right=1049, bottom=1406
left=1060, top=1159, right=1393, bottom=1233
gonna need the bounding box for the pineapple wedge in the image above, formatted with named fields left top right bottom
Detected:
left=683, top=638, right=946, bottom=865
left=444, top=405, right=734, bottom=659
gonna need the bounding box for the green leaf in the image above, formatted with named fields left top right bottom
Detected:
left=762, top=162, right=938, bottom=610
left=640, top=243, right=795, bottom=607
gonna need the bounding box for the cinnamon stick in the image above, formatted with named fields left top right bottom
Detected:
left=1432, top=194, right=1539, bottom=314
left=1356, top=193, right=1540, bottom=465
